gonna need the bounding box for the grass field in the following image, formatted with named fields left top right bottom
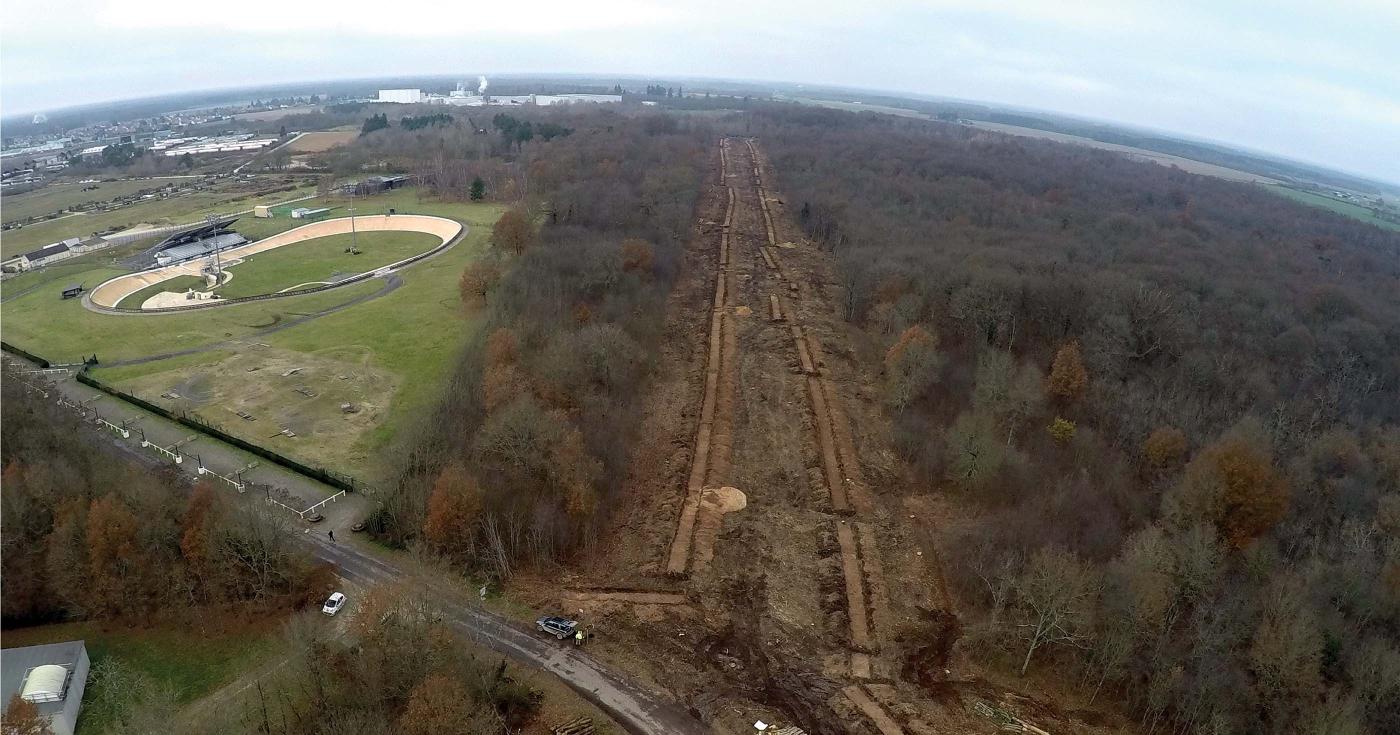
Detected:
left=215, top=230, right=440, bottom=298
left=1, top=180, right=173, bottom=225
left=0, top=180, right=316, bottom=258
left=1264, top=184, right=1400, bottom=231
left=1, top=618, right=279, bottom=734
left=119, top=274, right=209, bottom=308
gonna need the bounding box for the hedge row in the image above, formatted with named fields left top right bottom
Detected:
left=0, top=340, right=51, bottom=368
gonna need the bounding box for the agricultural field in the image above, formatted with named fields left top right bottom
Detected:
left=1, top=179, right=171, bottom=224
left=2, top=188, right=501, bottom=480
left=0, top=178, right=316, bottom=258
left=1263, top=184, right=1400, bottom=231
left=284, top=129, right=357, bottom=152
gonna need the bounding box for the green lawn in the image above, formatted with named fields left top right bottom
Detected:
left=215, top=231, right=440, bottom=298
left=1264, top=184, right=1400, bottom=232
left=1, top=180, right=173, bottom=225
left=1, top=265, right=383, bottom=365
left=1, top=619, right=278, bottom=734
left=0, top=182, right=316, bottom=258
left=118, top=275, right=210, bottom=309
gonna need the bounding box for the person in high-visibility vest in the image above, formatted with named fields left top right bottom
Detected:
left=574, top=630, right=584, bottom=646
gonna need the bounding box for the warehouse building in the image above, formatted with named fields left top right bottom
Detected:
left=0, top=641, right=90, bottom=735
left=377, top=88, right=423, bottom=104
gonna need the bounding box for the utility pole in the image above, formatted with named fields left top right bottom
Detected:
left=348, top=206, right=357, bottom=252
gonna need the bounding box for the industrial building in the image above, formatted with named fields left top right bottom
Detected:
left=157, top=135, right=277, bottom=157
left=0, top=640, right=91, bottom=735
left=377, top=88, right=424, bottom=104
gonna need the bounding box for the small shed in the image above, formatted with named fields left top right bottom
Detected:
left=253, top=205, right=272, bottom=218
left=61, top=283, right=84, bottom=299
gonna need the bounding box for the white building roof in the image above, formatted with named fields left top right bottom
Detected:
left=20, top=665, right=68, bottom=703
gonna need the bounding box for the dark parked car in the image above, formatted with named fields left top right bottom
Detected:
left=536, top=615, right=579, bottom=640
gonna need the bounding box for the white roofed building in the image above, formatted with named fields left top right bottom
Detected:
left=377, top=89, right=423, bottom=104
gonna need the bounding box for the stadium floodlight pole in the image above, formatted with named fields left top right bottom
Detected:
left=205, top=213, right=223, bottom=281
left=348, top=206, right=357, bottom=252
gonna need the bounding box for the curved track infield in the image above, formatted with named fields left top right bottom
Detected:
left=86, top=214, right=462, bottom=312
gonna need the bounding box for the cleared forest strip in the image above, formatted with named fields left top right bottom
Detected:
left=665, top=140, right=737, bottom=577
left=749, top=138, right=904, bottom=704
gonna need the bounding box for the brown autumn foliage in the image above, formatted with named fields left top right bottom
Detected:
left=491, top=208, right=534, bottom=255
left=1, top=365, right=329, bottom=626
left=1143, top=426, right=1188, bottom=470
left=620, top=237, right=655, bottom=275
left=399, top=674, right=480, bottom=735
left=1181, top=437, right=1290, bottom=549
left=459, top=258, right=503, bottom=306
left=422, top=464, right=483, bottom=558
left=1045, top=340, right=1089, bottom=402
left=2, top=695, right=52, bottom=735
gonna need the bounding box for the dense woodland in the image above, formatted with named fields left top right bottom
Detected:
left=359, top=109, right=709, bottom=574
left=751, top=107, right=1400, bottom=733
left=0, top=367, right=332, bottom=626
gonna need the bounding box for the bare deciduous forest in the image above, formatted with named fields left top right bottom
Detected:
left=749, top=107, right=1400, bottom=733
left=1, top=367, right=333, bottom=626
left=363, top=110, right=710, bottom=574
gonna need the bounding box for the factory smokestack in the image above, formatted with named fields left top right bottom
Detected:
left=478, top=76, right=489, bottom=95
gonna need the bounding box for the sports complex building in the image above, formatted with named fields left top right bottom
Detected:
left=150, top=217, right=248, bottom=266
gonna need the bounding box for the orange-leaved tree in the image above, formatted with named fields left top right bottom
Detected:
left=491, top=208, right=535, bottom=255
left=423, top=464, right=483, bottom=558
left=1171, top=437, right=1289, bottom=549
left=1046, top=340, right=1088, bottom=402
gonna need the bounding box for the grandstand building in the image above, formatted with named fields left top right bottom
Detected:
left=148, top=217, right=248, bottom=266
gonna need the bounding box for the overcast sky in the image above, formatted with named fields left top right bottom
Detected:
left=4, top=0, right=1397, bottom=183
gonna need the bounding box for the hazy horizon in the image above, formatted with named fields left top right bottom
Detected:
left=3, top=0, right=1397, bottom=183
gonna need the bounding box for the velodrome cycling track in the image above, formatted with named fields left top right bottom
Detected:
left=83, top=214, right=462, bottom=313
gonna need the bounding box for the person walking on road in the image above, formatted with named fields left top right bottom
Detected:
left=328, top=529, right=335, bottom=543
